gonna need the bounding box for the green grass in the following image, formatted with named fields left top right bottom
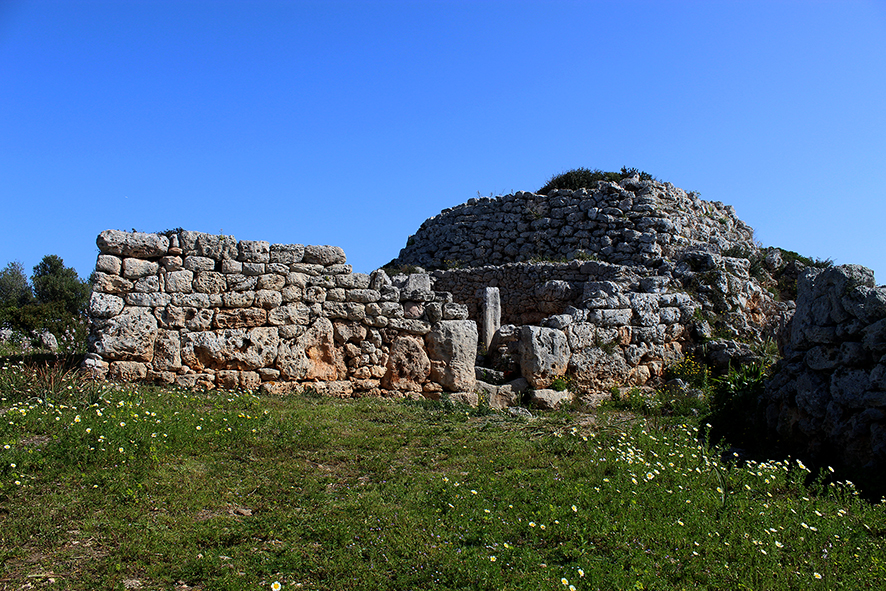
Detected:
left=1, top=361, right=884, bottom=590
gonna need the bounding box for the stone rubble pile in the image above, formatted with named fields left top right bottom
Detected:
left=764, top=264, right=886, bottom=471
left=84, top=230, right=478, bottom=399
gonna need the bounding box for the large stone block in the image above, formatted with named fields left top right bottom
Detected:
left=426, top=320, right=478, bottom=392
left=519, top=325, right=570, bottom=389
left=97, top=230, right=169, bottom=258
left=303, top=245, right=346, bottom=265
left=91, top=307, right=158, bottom=362
left=381, top=336, right=430, bottom=392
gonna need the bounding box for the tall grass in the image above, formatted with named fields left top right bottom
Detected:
left=0, top=363, right=884, bottom=589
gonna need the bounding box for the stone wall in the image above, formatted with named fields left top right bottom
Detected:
left=764, top=264, right=886, bottom=472
left=84, top=230, right=478, bottom=398
left=391, top=177, right=756, bottom=270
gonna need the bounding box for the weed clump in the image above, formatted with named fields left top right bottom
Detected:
left=538, top=166, right=654, bottom=194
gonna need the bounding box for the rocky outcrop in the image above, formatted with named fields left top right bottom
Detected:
left=84, top=230, right=478, bottom=398
left=764, top=265, right=886, bottom=472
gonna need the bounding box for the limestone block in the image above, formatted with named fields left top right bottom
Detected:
left=258, top=368, right=280, bottom=381
left=388, top=318, right=431, bottom=335
left=164, top=270, right=194, bottom=293
left=195, top=233, right=238, bottom=260
left=336, top=273, right=371, bottom=289
left=221, top=260, right=243, bottom=274
left=281, top=285, right=304, bottom=303
left=183, top=256, right=216, bottom=272
left=426, top=320, right=478, bottom=392
left=586, top=308, right=633, bottom=328
left=443, top=303, right=469, bottom=320
left=161, top=256, right=183, bottom=271
left=568, top=347, right=631, bottom=391
left=268, top=303, right=312, bottom=326
left=193, top=271, right=227, bottom=294
left=108, top=361, right=148, bottom=381
left=238, top=240, right=270, bottom=263
left=96, top=254, right=122, bottom=275
left=92, top=307, right=158, bottom=362
left=214, top=308, right=268, bottom=329
left=303, top=245, right=347, bottom=265
left=97, top=230, right=169, bottom=257
left=290, top=263, right=324, bottom=276
left=325, top=288, right=346, bottom=302
left=243, top=262, right=265, bottom=276
left=327, top=264, right=352, bottom=275
left=286, top=272, right=308, bottom=288
left=152, top=329, right=181, bottom=372
left=92, top=272, right=133, bottom=294
left=276, top=317, right=344, bottom=381
left=528, top=388, right=572, bottom=410
left=381, top=336, right=431, bottom=392
left=121, top=258, right=159, bottom=280
left=480, top=287, right=501, bottom=353
left=255, top=289, right=283, bottom=309
left=223, top=291, right=255, bottom=308
left=233, top=327, right=280, bottom=370
left=125, top=292, right=171, bottom=307
left=305, top=286, right=327, bottom=303
left=333, top=321, right=367, bottom=344
left=89, top=292, right=125, bottom=318
left=132, top=276, right=161, bottom=293
left=240, top=371, right=261, bottom=391
left=322, top=302, right=348, bottom=319
left=227, top=274, right=258, bottom=291
left=347, top=289, right=380, bottom=303
left=369, top=269, right=391, bottom=291
left=269, top=243, right=305, bottom=264
left=519, top=325, right=570, bottom=389
left=170, top=293, right=210, bottom=308
left=403, top=302, right=424, bottom=319
left=217, top=370, right=240, bottom=389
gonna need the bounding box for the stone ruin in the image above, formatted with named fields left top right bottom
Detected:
left=84, top=230, right=479, bottom=402
left=83, top=174, right=885, bottom=477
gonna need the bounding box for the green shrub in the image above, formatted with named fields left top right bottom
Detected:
left=538, top=166, right=654, bottom=194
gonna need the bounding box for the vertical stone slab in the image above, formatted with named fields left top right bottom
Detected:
left=480, top=286, right=500, bottom=353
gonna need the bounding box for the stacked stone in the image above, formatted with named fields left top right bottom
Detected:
left=764, top=265, right=886, bottom=471
left=85, top=230, right=477, bottom=398
left=392, top=177, right=756, bottom=270
left=489, top=274, right=700, bottom=394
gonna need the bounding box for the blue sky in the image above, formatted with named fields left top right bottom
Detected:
left=2, top=0, right=885, bottom=284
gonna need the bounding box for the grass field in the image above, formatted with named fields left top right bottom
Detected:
left=1, top=360, right=884, bottom=590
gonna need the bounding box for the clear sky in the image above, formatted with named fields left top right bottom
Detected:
left=1, top=0, right=884, bottom=285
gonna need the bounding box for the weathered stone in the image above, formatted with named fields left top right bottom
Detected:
left=97, top=230, right=168, bottom=258
left=193, top=271, right=227, bottom=294
left=92, top=272, right=133, bottom=294
left=183, top=256, right=216, bottom=272
left=164, top=269, right=194, bottom=293
left=95, top=254, right=122, bottom=275
left=347, top=289, right=380, bottom=303
left=125, top=292, right=171, bottom=307
left=269, top=243, right=305, bottom=264
left=268, top=303, right=312, bottom=326
left=303, top=245, right=346, bottom=265
left=426, top=320, right=478, bottom=392
left=92, top=307, right=158, bottom=362
left=528, top=388, right=572, bottom=410
left=519, top=326, right=570, bottom=389
left=381, top=336, right=431, bottom=391
left=214, top=308, right=268, bottom=329
left=254, top=289, right=283, bottom=309
left=333, top=321, right=367, bottom=344
left=442, top=302, right=469, bottom=320
left=153, top=330, right=181, bottom=371
left=388, top=318, right=432, bottom=335
left=223, top=291, right=255, bottom=308
left=238, top=240, right=270, bottom=263
left=89, top=292, right=125, bottom=318
left=108, top=361, right=148, bottom=381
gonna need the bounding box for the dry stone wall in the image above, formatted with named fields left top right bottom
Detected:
left=84, top=230, right=478, bottom=399
left=392, top=178, right=755, bottom=270
left=764, top=264, right=886, bottom=472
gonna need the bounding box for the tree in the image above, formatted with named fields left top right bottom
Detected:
left=31, top=255, right=90, bottom=315
left=0, top=261, right=34, bottom=308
